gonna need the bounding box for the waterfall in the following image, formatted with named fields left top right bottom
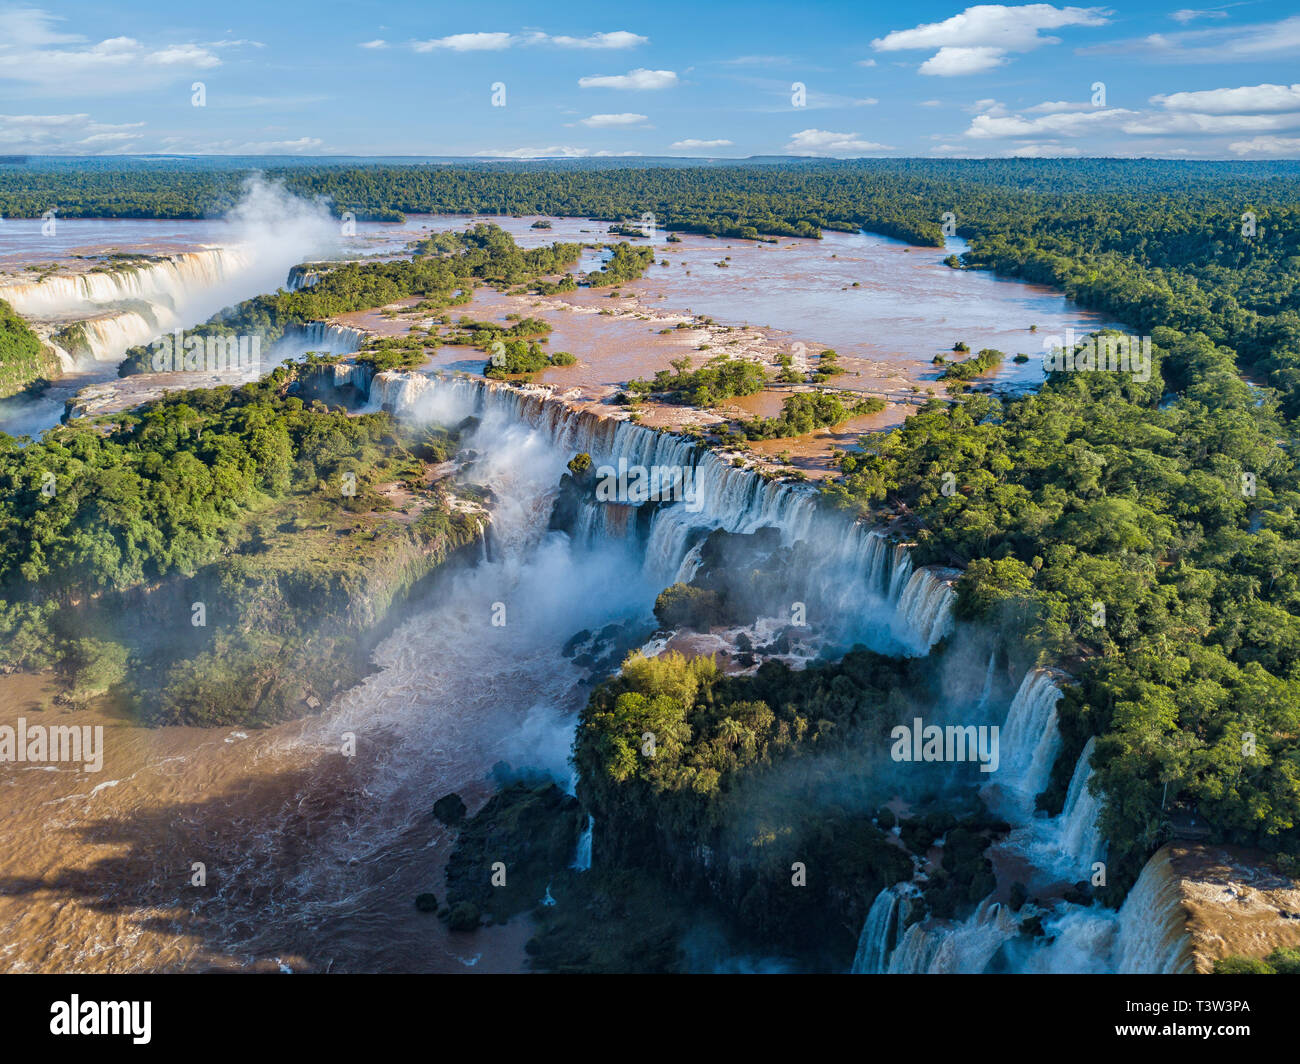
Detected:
left=274, top=322, right=366, bottom=361
left=572, top=816, right=594, bottom=872
left=0, top=248, right=251, bottom=319
left=56, top=308, right=168, bottom=363
left=286, top=265, right=325, bottom=291
left=1056, top=737, right=1106, bottom=872
left=1113, top=846, right=1195, bottom=973
left=884, top=898, right=1020, bottom=974
left=310, top=365, right=957, bottom=653
left=852, top=885, right=911, bottom=973
left=997, top=669, right=1064, bottom=805
left=892, top=567, right=958, bottom=652
left=1015, top=847, right=1195, bottom=973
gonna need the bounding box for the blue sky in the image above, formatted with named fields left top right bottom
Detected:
left=1, top=1, right=1299, bottom=158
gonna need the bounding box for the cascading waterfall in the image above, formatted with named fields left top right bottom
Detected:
left=884, top=898, right=1021, bottom=974
left=1112, top=847, right=1195, bottom=974
left=995, top=669, right=1064, bottom=806
left=1056, top=737, right=1106, bottom=872
left=0, top=248, right=251, bottom=319
left=311, top=365, right=959, bottom=654
left=273, top=322, right=366, bottom=362
left=288, top=352, right=1189, bottom=976
left=60, top=304, right=178, bottom=363
left=893, top=567, right=959, bottom=651
left=286, top=265, right=325, bottom=291
left=572, top=817, right=594, bottom=872
left=1015, top=847, right=1196, bottom=973
left=852, top=885, right=918, bottom=973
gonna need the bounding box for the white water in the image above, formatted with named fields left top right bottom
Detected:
left=0, top=248, right=252, bottom=322
left=572, top=817, right=594, bottom=871
left=880, top=897, right=1021, bottom=974
left=1055, top=737, right=1107, bottom=871
left=1016, top=848, right=1195, bottom=974
left=0, top=179, right=341, bottom=439
left=990, top=669, right=1064, bottom=813
left=329, top=368, right=957, bottom=655
left=272, top=322, right=366, bottom=363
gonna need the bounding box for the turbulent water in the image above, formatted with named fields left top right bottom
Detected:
left=853, top=670, right=1193, bottom=974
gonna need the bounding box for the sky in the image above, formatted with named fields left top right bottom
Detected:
left=1, top=1, right=1299, bottom=159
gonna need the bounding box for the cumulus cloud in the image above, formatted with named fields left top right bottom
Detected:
left=670, top=138, right=733, bottom=149
left=785, top=128, right=893, bottom=155
left=546, top=31, right=646, bottom=49
left=1121, top=111, right=1300, bottom=135
left=873, top=4, right=1109, bottom=75
left=918, top=45, right=1008, bottom=76
left=1026, top=99, right=1096, bottom=113
left=1151, top=83, right=1300, bottom=114
left=359, top=40, right=388, bottom=50
left=578, top=68, right=678, bottom=90
left=579, top=113, right=648, bottom=127
left=1228, top=135, right=1300, bottom=156
left=0, top=112, right=145, bottom=153
left=0, top=8, right=222, bottom=94
left=1007, top=142, right=1082, bottom=156
left=965, top=107, right=1133, bottom=137
left=413, top=32, right=513, bottom=52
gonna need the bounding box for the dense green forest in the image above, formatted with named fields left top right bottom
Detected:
left=0, top=298, right=60, bottom=399
left=0, top=364, right=479, bottom=724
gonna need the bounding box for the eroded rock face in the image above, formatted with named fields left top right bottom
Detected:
left=1163, top=844, right=1300, bottom=972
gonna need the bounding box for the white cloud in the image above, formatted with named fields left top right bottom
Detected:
left=857, top=58, right=877, bottom=67
left=159, top=136, right=325, bottom=155
left=874, top=4, right=1109, bottom=75
left=412, top=29, right=646, bottom=53
left=785, top=128, right=894, bottom=155
left=474, top=145, right=591, bottom=159
left=546, top=31, right=646, bottom=49
left=670, top=138, right=733, bottom=149
left=966, top=107, right=1132, bottom=137
left=1170, top=8, right=1229, bottom=22
left=0, top=112, right=146, bottom=154
left=0, top=9, right=223, bottom=94
left=578, top=68, right=678, bottom=90
left=579, top=112, right=648, bottom=127
left=1151, top=83, right=1300, bottom=114
left=413, top=32, right=513, bottom=52
left=1026, top=99, right=1094, bottom=113
left=359, top=40, right=388, bottom=50
left=1121, top=111, right=1300, bottom=135
left=1228, top=135, right=1300, bottom=156
left=919, top=46, right=1008, bottom=76
left=1007, top=142, right=1082, bottom=156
